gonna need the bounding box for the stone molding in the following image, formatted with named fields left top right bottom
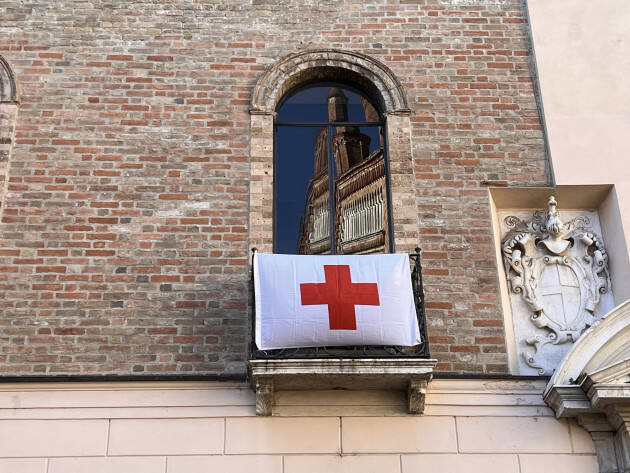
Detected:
left=545, top=300, right=630, bottom=391
left=0, top=377, right=547, bottom=418
left=0, top=56, right=18, bottom=103
left=544, top=300, right=630, bottom=472
left=248, top=358, right=436, bottom=416
left=544, top=384, right=591, bottom=418
left=251, top=49, right=411, bottom=115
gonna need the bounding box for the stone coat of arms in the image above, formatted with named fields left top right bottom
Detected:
left=501, top=196, right=611, bottom=375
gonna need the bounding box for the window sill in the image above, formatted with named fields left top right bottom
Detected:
left=248, top=357, right=436, bottom=416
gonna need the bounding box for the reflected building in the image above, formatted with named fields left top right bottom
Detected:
left=297, top=88, right=390, bottom=255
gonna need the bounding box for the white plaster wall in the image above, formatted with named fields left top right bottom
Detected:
left=527, top=0, right=630, bottom=300
left=0, top=381, right=597, bottom=473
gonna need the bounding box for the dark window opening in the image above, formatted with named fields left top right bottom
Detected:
left=274, top=85, right=393, bottom=255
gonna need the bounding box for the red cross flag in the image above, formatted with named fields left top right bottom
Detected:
left=254, top=253, right=421, bottom=350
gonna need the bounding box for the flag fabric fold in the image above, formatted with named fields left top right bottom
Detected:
left=254, top=252, right=421, bottom=350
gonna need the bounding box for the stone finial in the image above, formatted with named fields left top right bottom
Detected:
left=540, top=196, right=571, bottom=254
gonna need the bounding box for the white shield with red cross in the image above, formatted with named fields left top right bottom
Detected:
left=253, top=253, right=421, bottom=350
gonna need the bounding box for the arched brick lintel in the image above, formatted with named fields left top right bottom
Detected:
left=0, top=56, right=18, bottom=103
left=251, top=49, right=410, bottom=116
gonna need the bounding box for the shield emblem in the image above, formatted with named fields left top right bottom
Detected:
left=539, top=264, right=582, bottom=330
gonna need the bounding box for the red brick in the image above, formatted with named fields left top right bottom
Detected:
left=36, top=266, right=66, bottom=273
left=51, top=139, right=80, bottom=145
left=426, top=301, right=453, bottom=310
left=107, top=54, right=133, bottom=60
left=473, top=320, right=504, bottom=327
left=54, top=328, right=86, bottom=335
left=159, top=194, right=187, bottom=200
left=147, top=55, right=173, bottom=61
left=85, top=250, right=115, bottom=257
left=150, top=275, right=181, bottom=282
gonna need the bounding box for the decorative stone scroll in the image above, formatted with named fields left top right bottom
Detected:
left=501, top=196, right=611, bottom=375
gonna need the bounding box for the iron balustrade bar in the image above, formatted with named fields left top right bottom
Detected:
left=410, top=246, right=430, bottom=357
left=275, top=121, right=384, bottom=127
left=249, top=247, right=430, bottom=359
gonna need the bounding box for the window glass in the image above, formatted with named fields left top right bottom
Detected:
left=275, top=85, right=391, bottom=255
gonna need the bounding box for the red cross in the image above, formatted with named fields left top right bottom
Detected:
left=300, top=265, right=380, bottom=330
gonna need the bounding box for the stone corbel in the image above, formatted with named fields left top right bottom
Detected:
left=255, top=377, right=274, bottom=416
left=408, top=378, right=430, bottom=415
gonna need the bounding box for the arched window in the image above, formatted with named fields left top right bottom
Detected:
left=249, top=50, right=414, bottom=255
left=274, top=84, right=392, bottom=255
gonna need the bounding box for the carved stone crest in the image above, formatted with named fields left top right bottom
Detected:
left=502, top=196, right=611, bottom=375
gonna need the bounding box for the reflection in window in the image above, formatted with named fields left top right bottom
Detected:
left=275, top=85, right=392, bottom=255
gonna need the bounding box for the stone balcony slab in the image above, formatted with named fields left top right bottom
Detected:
left=248, top=358, right=436, bottom=416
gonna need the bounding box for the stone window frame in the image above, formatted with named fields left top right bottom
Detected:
left=249, top=49, right=417, bottom=254
left=0, top=55, right=19, bottom=213
left=0, top=56, right=18, bottom=103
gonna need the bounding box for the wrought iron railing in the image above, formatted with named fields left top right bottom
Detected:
left=249, top=247, right=430, bottom=359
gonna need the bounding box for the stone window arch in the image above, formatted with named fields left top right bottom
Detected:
left=250, top=49, right=416, bottom=254
left=0, top=56, right=19, bottom=212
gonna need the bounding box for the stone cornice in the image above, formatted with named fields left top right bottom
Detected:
left=544, top=384, right=591, bottom=418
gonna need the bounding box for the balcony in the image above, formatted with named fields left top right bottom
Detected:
left=248, top=248, right=436, bottom=415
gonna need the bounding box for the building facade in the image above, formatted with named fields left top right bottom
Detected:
left=0, top=0, right=628, bottom=472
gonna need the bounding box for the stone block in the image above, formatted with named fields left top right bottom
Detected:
left=0, top=420, right=108, bottom=457
left=0, top=459, right=47, bottom=473
left=225, top=417, right=339, bottom=454
left=457, top=417, right=572, bottom=453
left=48, top=457, right=166, bottom=473
left=519, top=454, right=598, bottom=473
left=401, top=454, right=519, bottom=473
left=284, top=454, right=400, bottom=473
left=167, top=455, right=281, bottom=473
left=108, top=418, right=223, bottom=455
left=342, top=416, right=457, bottom=453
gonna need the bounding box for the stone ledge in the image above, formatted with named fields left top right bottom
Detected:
left=248, top=358, right=436, bottom=416
left=543, top=384, right=591, bottom=418
left=591, top=386, right=630, bottom=408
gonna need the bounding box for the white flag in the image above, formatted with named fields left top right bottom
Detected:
left=254, top=253, right=421, bottom=350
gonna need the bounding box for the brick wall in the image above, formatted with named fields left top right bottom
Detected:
left=0, top=0, right=548, bottom=376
